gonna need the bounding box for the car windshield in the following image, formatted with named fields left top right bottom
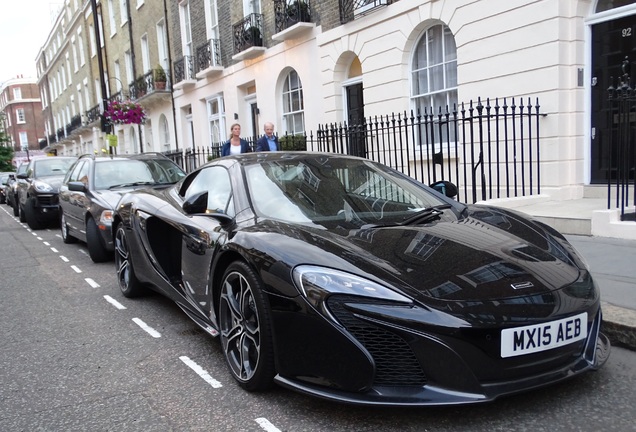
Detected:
left=34, top=158, right=76, bottom=177
left=94, top=159, right=185, bottom=190
left=244, top=156, right=452, bottom=228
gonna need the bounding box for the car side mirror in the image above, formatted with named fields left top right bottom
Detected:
left=429, top=180, right=458, bottom=199
left=183, top=191, right=234, bottom=225
left=17, top=173, right=27, bottom=180
left=68, top=181, right=87, bottom=192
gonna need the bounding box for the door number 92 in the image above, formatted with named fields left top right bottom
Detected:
left=623, top=28, right=632, bottom=37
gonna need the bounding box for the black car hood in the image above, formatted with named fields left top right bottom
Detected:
left=247, top=205, right=589, bottom=310
left=39, top=175, right=65, bottom=192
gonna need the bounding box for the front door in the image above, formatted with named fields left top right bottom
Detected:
left=590, top=15, right=636, bottom=183
left=346, top=83, right=366, bottom=157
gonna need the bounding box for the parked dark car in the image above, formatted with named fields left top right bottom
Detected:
left=17, top=157, right=77, bottom=229
left=59, top=153, right=185, bottom=262
left=7, top=163, right=27, bottom=216
left=0, top=172, right=12, bottom=204
left=112, top=152, right=610, bottom=406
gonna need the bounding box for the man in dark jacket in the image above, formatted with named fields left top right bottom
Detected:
left=255, top=122, right=279, bottom=152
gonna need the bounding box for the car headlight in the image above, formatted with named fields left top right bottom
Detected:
left=292, top=265, right=412, bottom=319
left=99, top=210, right=114, bottom=226
left=33, top=180, right=54, bottom=193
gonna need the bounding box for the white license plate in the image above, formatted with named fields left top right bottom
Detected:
left=501, top=312, right=587, bottom=358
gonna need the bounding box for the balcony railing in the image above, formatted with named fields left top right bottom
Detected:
left=66, top=114, right=82, bottom=135
left=174, top=55, right=195, bottom=84
left=274, top=0, right=311, bottom=33
left=86, top=104, right=100, bottom=124
left=196, top=38, right=223, bottom=73
left=129, top=69, right=171, bottom=99
left=340, top=0, right=394, bottom=24
left=233, top=13, right=264, bottom=54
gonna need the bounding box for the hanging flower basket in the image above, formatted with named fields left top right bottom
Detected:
left=104, top=100, right=147, bottom=125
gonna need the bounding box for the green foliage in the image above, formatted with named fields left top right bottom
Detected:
left=279, top=134, right=307, bottom=151
left=154, top=64, right=167, bottom=82
left=0, top=146, right=15, bottom=172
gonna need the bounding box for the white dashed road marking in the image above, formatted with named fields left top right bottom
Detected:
left=255, top=418, right=282, bottom=432
left=104, top=295, right=126, bottom=310
left=132, top=318, right=161, bottom=338
left=60, top=256, right=69, bottom=262
left=71, top=265, right=82, bottom=273
left=85, top=278, right=100, bottom=288
left=179, top=356, right=223, bottom=388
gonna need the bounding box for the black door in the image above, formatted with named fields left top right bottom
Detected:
left=591, top=15, right=636, bottom=183
left=346, top=83, right=367, bottom=158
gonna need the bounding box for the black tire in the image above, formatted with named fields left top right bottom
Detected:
left=219, top=261, right=275, bottom=391
left=18, top=200, right=26, bottom=223
left=86, top=217, right=112, bottom=263
left=60, top=211, right=78, bottom=244
left=114, top=224, right=144, bottom=297
left=12, top=196, right=19, bottom=216
left=25, top=198, right=44, bottom=230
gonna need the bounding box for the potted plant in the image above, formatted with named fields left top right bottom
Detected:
left=154, top=64, right=167, bottom=90
left=287, top=0, right=310, bottom=25
left=246, top=26, right=262, bottom=47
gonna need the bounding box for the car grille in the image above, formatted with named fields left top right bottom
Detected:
left=36, top=195, right=58, bottom=206
left=328, top=296, right=427, bottom=386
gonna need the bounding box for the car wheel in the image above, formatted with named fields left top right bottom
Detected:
left=60, top=211, right=78, bottom=244
left=18, top=200, right=26, bottom=223
left=114, top=224, right=144, bottom=297
left=25, top=198, right=44, bottom=230
left=219, top=261, right=275, bottom=391
left=86, top=217, right=111, bottom=263
left=12, top=197, right=19, bottom=216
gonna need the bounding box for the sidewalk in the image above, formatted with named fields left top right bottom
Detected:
left=565, top=235, right=636, bottom=351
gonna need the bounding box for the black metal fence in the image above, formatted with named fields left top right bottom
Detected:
left=164, top=98, right=544, bottom=205
left=608, top=71, right=636, bottom=220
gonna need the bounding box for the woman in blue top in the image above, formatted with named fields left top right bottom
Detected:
left=221, top=123, right=252, bottom=156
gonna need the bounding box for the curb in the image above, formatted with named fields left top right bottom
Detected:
left=601, top=302, right=636, bottom=351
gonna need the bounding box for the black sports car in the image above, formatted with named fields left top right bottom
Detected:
left=113, top=152, right=610, bottom=406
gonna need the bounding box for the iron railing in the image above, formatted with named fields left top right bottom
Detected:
left=196, top=39, right=223, bottom=72
left=274, top=0, right=311, bottom=33
left=173, top=55, right=194, bottom=84
left=607, top=69, right=636, bottom=220
left=233, top=13, right=264, bottom=54
left=340, top=0, right=394, bottom=24
left=163, top=98, right=543, bottom=205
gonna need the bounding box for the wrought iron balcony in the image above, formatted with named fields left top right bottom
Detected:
left=66, top=114, right=82, bottom=135
left=233, top=13, right=265, bottom=60
left=340, top=0, right=393, bottom=24
left=173, top=55, right=196, bottom=89
left=274, top=0, right=311, bottom=33
left=129, top=69, right=171, bottom=100
left=86, top=104, right=101, bottom=124
left=196, top=39, right=223, bottom=78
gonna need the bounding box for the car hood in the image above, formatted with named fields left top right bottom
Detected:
left=246, top=205, right=595, bottom=319
left=38, top=176, right=65, bottom=191
left=93, top=189, right=133, bottom=208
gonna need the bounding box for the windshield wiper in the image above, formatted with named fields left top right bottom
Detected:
left=360, top=204, right=452, bottom=229
left=108, top=181, right=156, bottom=189
left=399, top=204, right=452, bottom=226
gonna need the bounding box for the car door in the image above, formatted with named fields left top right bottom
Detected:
left=61, top=160, right=89, bottom=237
left=179, top=165, right=233, bottom=317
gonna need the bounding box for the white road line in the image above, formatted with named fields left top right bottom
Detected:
left=85, top=278, right=100, bottom=288
left=104, top=295, right=126, bottom=310
left=255, top=418, right=282, bottom=432
left=31, top=232, right=37, bottom=236
left=43, top=241, right=50, bottom=246
left=36, top=236, right=43, bottom=240
left=60, top=256, right=69, bottom=262
left=179, top=356, right=223, bottom=388
left=132, top=318, right=161, bottom=338
left=50, top=247, right=59, bottom=253
left=71, top=265, right=82, bottom=273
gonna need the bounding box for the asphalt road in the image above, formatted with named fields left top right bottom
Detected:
left=1, top=204, right=635, bottom=432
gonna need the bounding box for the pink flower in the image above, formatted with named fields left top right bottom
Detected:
left=104, top=100, right=147, bottom=125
